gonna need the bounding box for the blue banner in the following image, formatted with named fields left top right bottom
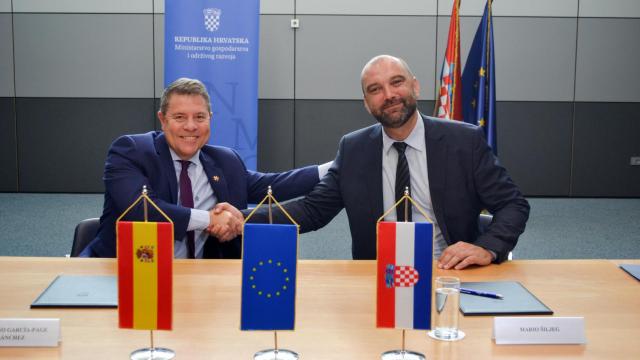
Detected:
left=241, top=224, right=297, bottom=331
left=165, top=0, right=259, bottom=169
left=461, top=1, right=497, bottom=154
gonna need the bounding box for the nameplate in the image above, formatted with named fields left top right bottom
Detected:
left=0, top=319, right=60, bottom=347
left=493, top=317, right=585, bottom=345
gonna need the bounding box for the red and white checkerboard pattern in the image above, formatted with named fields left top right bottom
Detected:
left=394, top=266, right=419, bottom=287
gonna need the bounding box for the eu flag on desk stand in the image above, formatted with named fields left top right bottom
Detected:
left=462, top=0, right=497, bottom=154
left=241, top=223, right=297, bottom=330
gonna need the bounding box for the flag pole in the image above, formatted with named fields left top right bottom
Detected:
left=143, top=185, right=149, bottom=222
left=267, top=185, right=280, bottom=356
left=403, top=187, right=410, bottom=222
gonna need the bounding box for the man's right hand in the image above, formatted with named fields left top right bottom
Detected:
left=207, top=202, right=244, bottom=241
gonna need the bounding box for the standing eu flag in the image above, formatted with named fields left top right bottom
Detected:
left=118, top=221, right=173, bottom=330
left=462, top=0, right=497, bottom=154
left=241, top=223, right=297, bottom=330
left=435, top=0, right=463, bottom=121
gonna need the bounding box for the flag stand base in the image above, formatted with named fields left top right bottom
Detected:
left=130, top=347, right=175, bottom=360
left=254, top=349, right=298, bottom=360
left=381, top=350, right=425, bottom=360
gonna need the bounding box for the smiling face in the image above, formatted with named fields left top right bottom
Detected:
left=157, top=94, right=211, bottom=160
left=361, top=56, right=420, bottom=130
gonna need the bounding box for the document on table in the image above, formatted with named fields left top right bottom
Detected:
left=460, top=281, right=553, bottom=316
left=31, top=275, right=117, bottom=308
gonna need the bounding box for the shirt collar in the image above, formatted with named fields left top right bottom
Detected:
left=382, top=111, right=425, bottom=155
left=169, top=148, right=202, bottom=168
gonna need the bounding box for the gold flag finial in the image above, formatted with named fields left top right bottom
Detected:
left=244, top=188, right=299, bottom=227
left=377, top=187, right=433, bottom=224
left=116, top=186, right=173, bottom=225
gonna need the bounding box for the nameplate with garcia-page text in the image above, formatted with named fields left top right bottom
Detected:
left=0, top=318, right=60, bottom=347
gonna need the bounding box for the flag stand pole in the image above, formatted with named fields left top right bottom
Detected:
left=124, top=186, right=175, bottom=360
left=379, top=187, right=428, bottom=360
left=130, top=329, right=174, bottom=360
left=249, top=187, right=299, bottom=360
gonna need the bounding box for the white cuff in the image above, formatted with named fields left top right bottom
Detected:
left=188, top=208, right=211, bottom=231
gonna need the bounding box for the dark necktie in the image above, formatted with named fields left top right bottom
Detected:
left=179, top=160, right=196, bottom=259
left=393, top=142, right=412, bottom=222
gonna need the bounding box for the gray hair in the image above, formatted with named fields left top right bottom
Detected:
left=159, top=78, right=212, bottom=115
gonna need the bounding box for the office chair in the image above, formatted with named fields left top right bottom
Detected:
left=478, top=213, right=513, bottom=260
left=70, top=218, right=100, bottom=257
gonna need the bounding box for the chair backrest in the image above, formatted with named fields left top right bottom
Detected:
left=70, top=218, right=100, bottom=257
left=477, top=213, right=513, bottom=260
left=478, top=213, right=493, bottom=234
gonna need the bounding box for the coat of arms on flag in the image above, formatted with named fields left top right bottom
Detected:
left=116, top=187, right=174, bottom=331
left=377, top=222, right=433, bottom=330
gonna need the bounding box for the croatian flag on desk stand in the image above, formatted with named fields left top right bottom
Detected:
left=377, top=222, right=433, bottom=330
left=165, top=0, right=260, bottom=169
left=117, top=221, right=173, bottom=330
left=241, top=224, right=298, bottom=330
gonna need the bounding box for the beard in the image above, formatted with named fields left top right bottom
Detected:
left=371, top=96, right=417, bottom=129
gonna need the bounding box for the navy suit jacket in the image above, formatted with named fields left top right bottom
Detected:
left=83, top=131, right=319, bottom=258
left=248, top=115, right=529, bottom=262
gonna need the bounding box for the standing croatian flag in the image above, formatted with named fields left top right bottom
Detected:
left=241, top=224, right=297, bottom=330
left=117, top=221, right=173, bottom=330
left=462, top=0, right=497, bottom=154
left=165, top=0, right=260, bottom=169
left=435, top=0, right=463, bottom=121
left=377, top=222, right=433, bottom=330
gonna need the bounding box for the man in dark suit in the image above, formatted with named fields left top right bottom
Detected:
left=247, top=55, right=529, bottom=269
left=82, top=78, right=322, bottom=258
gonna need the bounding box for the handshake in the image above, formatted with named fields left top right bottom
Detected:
left=206, top=202, right=245, bottom=242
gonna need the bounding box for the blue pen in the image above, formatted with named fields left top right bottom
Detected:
left=459, top=288, right=504, bottom=299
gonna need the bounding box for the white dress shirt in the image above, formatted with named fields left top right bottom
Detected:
left=381, top=114, right=448, bottom=258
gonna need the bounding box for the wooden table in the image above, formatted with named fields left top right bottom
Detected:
left=0, top=257, right=638, bottom=359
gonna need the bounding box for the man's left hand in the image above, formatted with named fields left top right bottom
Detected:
left=437, top=241, right=493, bottom=270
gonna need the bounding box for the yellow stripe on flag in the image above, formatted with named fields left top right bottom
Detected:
left=132, top=222, right=158, bottom=329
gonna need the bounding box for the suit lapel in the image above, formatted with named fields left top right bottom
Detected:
left=363, top=126, right=384, bottom=219
left=199, top=152, right=229, bottom=202
left=423, top=115, right=449, bottom=241
left=155, top=134, right=179, bottom=204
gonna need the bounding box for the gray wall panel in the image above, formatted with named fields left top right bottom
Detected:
left=439, top=0, right=578, bottom=17
left=494, top=17, right=577, bottom=102
left=0, top=14, right=14, bottom=97
left=294, top=100, right=434, bottom=167
left=154, top=0, right=163, bottom=14
left=0, top=0, right=10, bottom=13
left=258, top=100, right=294, bottom=172
left=496, top=102, right=572, bottom=196
left=580, top=0, right=640, bottom=18
left=575, top=19, right=640, bottom=102
left=260, top=15, right=294, bottom=99
left=154, top=14, right=164, bottom=97
left=571, top=103, right=640, bottom=197
left=261, top=0, right=294, bottom=15
left=438, top=17, right=577, bottom=102
left=14, top=0, right=151, bottom=13
left=297, top=0, right=436, bottom=15
left=0, top=98, right=17, bottom=191
left=296, top=16, right=436, bottom=100
left=14, top=14, right=154, bottom=98
left=17, top=98, right=156, bottom=192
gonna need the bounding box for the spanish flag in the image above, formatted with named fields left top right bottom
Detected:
left=117, top=221, right=173, bottom=330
